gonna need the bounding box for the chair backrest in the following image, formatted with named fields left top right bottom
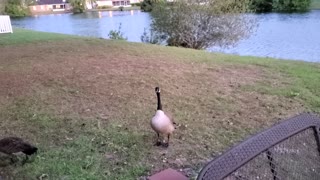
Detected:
left=0, top=15, right=13, bottom=34
left=197, top=113, right=320, bottom=180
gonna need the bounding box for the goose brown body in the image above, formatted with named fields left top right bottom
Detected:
left=0, top=137, right=38, bottom=156
left=151, top=87, right=175, bottom=147
left=151, top=110, right=175, bottom=135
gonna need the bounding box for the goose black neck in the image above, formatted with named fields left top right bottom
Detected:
left=156, top=92, right=162, bottom=110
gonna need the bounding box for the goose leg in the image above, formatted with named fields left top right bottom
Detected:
left=163, top=134, right=170, bottom=147
left=154, top=133, right=161, bottom=146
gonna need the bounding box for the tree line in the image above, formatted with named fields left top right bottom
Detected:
left=142, top=0, right=312, bottom=13
left=250, top=0, right=311, bottom=13
left=0, top=0, right=32, bottom=17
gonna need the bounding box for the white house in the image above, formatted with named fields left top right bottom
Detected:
left=91, top=0, right=142, bottom=8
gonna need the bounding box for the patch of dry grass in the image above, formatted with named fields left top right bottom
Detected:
left=0, top=29, right=317, bottom=179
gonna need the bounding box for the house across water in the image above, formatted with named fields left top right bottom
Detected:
left=29, top=0, right=72, bottom=14
left=28, top=0, right=142, bottom=15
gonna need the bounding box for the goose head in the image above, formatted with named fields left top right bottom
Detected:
left=155, top=87, right=160, bottom=93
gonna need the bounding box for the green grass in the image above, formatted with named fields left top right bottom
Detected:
left=1, top=99, right=149, bottom=179
left=216, top=55, right=320, bottom=112
left=0, top=28, right=80, bottom=46
left=0, top=28, right=319, bottom=179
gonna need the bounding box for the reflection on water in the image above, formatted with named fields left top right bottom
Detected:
left=209, top=10, right=320, bottom=62
left=11, top=10, right=320, bottom=62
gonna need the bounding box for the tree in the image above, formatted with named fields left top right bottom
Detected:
left=148, top=0, right=256, bottom=50
left=0, top=0, right=8, bottom=14
left=141, top=0, right=164, bottom=12
left=250, top=0, right=311, bottom=12
left=141, top=0, right=153, bottom=12
left=250, top=0, right=273, bottom=12
left=4, top=0, right=29, bottom=17
left=272, top=0, right=311, bottom=12
left=69, top=0, right=86, bottom=13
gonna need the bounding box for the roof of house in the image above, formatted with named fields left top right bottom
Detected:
left=36, top=0, right=66, bottom=5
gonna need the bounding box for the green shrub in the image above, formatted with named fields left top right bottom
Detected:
left=141, top=0, right=152, bottom=11
left=273, top=0, right=311, bottom=12
left=250, top=0, right=311, bottom=12
left=140, top=28, right=164, bottom=44
left=69, top=0, right=86, bottom=13
left=131, top=2, right=141, bottom=6
left=0, top=1, right=6, bottom=14
left=250, top=0, right=273, bottom=12
left=108, top=23, right=127, bottom=40
left=4, top=0, right=29, bottom=17
left=97, top=5, right=112, bottom=9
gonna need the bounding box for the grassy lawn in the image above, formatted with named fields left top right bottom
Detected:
left=311, top=0, right=320, bottom=9
left=0, top=28, right=319, bottom=179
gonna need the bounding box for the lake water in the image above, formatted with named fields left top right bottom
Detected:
left=11, top=10, right=320, bottom=62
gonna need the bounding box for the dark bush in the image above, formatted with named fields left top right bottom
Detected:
left=141, top=0, right=153, bottom=12
left=131, top=2, right=141, bottom=6
left=69, top=0, right=86, bottom=13
left=250, top=0, right=311, bottom=12
left=250, top=0, right=273, bottom=12
left=272, top=0, right=311, bottom=12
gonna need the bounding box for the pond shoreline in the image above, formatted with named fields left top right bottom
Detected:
left=11, top=10, right=320, bottom=62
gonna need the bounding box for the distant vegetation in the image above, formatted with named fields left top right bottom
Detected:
left=96, top=5, right=113, bottom=9
left=140, top=0, right=157, bottom=12
left=108, top=23, right=127, bottom=40
left=131, top=2, right=141, bottom=6
left=4, top=0, right=30, bottom=17
left=142, top=0, right=314, bottom=13
left=69, top=0, right=86, bottom=13
left=0, top=0, right=7, bottom=14
left=251, top=0, right=312, bottom=12
left=311, top=0, right=320, bottom=9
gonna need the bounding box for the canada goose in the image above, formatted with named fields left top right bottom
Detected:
left=0, top=137, right=38, bottom=163
left=151, top=87, right=175, bottom=147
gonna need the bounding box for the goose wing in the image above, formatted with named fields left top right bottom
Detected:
left=164, top=111, right=176, bottom=125
left=0, top=137, right=32, bottom=154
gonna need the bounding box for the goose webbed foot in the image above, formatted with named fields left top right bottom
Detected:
left=163, top=142, right=169, bottom=148
left=163, top=134, right=170, bottom=148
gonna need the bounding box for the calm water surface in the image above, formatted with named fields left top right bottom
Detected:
left=11, top=10, right=320, bottom=62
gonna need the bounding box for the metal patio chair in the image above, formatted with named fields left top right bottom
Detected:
left=197, top=113, right=320, bottom=180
